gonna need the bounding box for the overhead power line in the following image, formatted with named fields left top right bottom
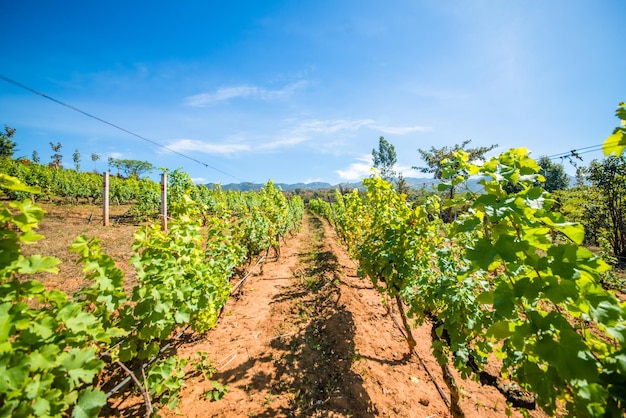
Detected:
left=0, top=74, right=245, bottom=183
left=546, top=136, right=623, bottom=162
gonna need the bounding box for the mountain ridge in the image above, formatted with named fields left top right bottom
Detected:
left=205, top=177, right=441, bottom=192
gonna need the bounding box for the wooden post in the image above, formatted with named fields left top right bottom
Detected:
left=103, top=172, right=110, bottom=226
left=161, top=173, right=167, bottom=232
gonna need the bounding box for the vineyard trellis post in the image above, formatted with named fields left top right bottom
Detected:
left=103, top=171, right=110, bottom=226
left=161, top=172, right=167, bottom=232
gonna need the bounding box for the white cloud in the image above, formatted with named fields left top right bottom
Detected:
left=254, top=118, right=374, bottom=151
left=107, top=152, right=124, bottom=159
left=395, top=164, right=421, bottom=178
left=191, top=177, right=207, bottom=184
left=166, top=139, right=250, bottom=155
left=295, top=119, right=375, bottom=134
left=371, top=124, right=431, bottom=135
left=336, top=155, right=373, bottom=181
left=185, top=81, right=308, bottom=106
left=256, top=135, right=309, bottom=151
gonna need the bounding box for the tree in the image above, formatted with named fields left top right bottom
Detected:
left=537, top=156, right=569, bottom=192
left=91, top=153, right=100, bottom=172
left=587, top=156, right=626, bottom=261
left=49, top=142, right=63, bottom=167
left=72, top=149, right=81, bottom=171
left=372, top=136, right=397, bottom=182
left=32, top=150, right=40, bottom=164
left=396, top=173, right=410, bottom=195
left=414, top=139, right=497, bottom=221
left=0, top=125, right=17, bottom=158
left=108, top=157, right=154, bottom=178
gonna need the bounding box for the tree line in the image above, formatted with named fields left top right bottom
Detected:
left=0, top=125, right=155, bottom=179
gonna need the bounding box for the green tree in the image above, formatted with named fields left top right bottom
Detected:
left=372, top=136, right=397, bottom=182
left=587, top=155, right=626, bottom=261
left=396, top=172, right=410, bottom=195
left=0, top=125, right=17, bottom=158
left=32, top=150, right=40, bottom=164
left=537, top=156, right=569, bottom=192
left=49, top=142, right=63, bottom=167
left=414, top=139, right=497, bottom=221
left=108, top=157, right=154, bottom=178
left=91, top=153, right=100, bottom=172
left=72, top=149, right=81, bottom=171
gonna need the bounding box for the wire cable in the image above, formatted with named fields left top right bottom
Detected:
left=546, top=135, right=623, bottom=161
left=0, top=74, right=246, bottom=182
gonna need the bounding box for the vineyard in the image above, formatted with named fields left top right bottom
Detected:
left=0, top=170, right=304, bottom=417
left=1, top=106, right=626, bottom=417
left=310, top=147, right=626, bottom=417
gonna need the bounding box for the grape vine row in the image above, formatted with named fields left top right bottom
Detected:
left=0, top=173, right=303, bottom=417
left=311, top=148, right=626, bottom=417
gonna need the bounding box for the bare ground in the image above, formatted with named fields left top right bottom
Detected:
left=20, top=204, right=546, bottom=417
left=108, top=213, right=544, bottom=417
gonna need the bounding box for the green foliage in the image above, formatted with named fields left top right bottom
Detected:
left=0, top=125, right=17, bottom=158
left=0, top=174, right=109, bottom=417
left=415, top=139, right=497, bottom=222
left=72, top=149, right=81, bottom=171
left=604, top=102, right=626, bottom=156
left=537, top=156, right=569, bottom=192
left=372, top=136, right=397, bottom=182
left=317, top=149, right=626, bottom=416
left=587, top=156, right=626, bottom=261
left=49, top=142, right=62, bottom=167
left=146, top=356, right=188, bottom=410
left=108, top=157, right=154, bottom=179
left=0, top=170, right=306, bottom=414
left=204, top=381, right=228, bottom=401
left=414, top=139, right=497, bottom=180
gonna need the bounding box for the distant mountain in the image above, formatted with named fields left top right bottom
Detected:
left=206, top=174, right=575, bottom=193
left=205, top=178, right=442, bottom=192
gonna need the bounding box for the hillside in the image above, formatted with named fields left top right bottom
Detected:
left=206, top=177, right=441, bottom=192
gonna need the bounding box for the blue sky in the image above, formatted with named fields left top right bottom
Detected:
left=2, top=1, right=625, bottom=185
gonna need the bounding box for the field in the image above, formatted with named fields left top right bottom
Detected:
left=24, top=203, right=546, bottom=417
left=3, top=146, right=626, bottom=417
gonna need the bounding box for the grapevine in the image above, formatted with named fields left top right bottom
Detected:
left=0, top=171, right=304, bottom=416
left=311, top=148, right=626, bottom=417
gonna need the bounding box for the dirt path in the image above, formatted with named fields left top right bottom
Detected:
left=111, top=213, right=543, bottom=417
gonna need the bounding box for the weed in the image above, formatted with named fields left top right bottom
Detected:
left=203, top=381, right=228, bottom=402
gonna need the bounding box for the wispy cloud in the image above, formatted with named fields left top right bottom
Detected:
left=252, top=118, right=431, bottom=153
left=185, top=81, right=308, bottom=106
left=255, top=135, right=309, bottom=151
left=166, top=139, right=250, bottom=155
left=371, top=124, right=431, bottom=135
left=290, top=119, right=430, bottom=136
left=294, top=119, right=375, bottom=134
left=255, top=119, right=374, bottom=151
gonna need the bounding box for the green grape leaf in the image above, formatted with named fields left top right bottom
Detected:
left=72, top=387, right=106, bottom=418
left=539, top=212, right=584, bottom=244
left=17, top=255, right=61, bottom=274
left=604, top=130, right=626, bottom=157
left=533, top=331, right=598, bottom=382
left=486, top=320, right=514, bottom=339
left=0, top=173, right=41, bottom=193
